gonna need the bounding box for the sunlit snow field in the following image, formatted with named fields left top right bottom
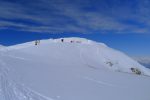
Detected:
left=0, top=38, right=150, bottom=100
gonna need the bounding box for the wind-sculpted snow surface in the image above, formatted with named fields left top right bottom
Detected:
left=0, top=37, right=150, bottom=100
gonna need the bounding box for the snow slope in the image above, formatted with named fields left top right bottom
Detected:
left=0, top=37, right=150, bottom=100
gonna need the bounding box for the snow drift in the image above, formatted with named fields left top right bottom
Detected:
left=0, top=37, right=150, bottom=100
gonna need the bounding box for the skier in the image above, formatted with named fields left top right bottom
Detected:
left=35, top=40, right=40, bottom=45
left=35, top=40, right=38, bottom=45
left=61, top=39, right=64, bottom=42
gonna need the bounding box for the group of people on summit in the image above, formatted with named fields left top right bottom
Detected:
left=61, top=38, right=81, bottom=43
left=35, top=38, right=82, bottom=45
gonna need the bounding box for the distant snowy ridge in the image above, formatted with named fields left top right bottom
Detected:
left=133, top=57, right=150, bottom=65
left=133, top=57, right=150, bottom=68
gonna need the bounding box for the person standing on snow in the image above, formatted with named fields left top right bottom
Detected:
left=35, top=40, right=40, bottom=45
left=61, top=39, right=64, bottom=42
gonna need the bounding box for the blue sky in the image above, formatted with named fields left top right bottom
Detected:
left=0, top=0, right=150, bottom=57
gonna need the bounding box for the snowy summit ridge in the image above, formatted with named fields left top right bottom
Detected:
left=6, top=37, right=150, bottom=76
left=0, top=37, right=150, bottom=100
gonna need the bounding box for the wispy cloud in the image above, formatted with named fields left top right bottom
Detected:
left=0, top=0, right=150, bottom=34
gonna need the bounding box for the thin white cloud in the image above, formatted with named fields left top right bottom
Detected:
left=0, top=0, right=150, bottom=34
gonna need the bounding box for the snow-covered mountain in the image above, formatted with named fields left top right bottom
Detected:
left=0, top=37, right=150, bottom=100
left=133, top=57, right=150, bottom=68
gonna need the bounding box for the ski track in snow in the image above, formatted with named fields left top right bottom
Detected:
left=4, top=54, right=29, bottom=61
left=84, top=77, right=121, bottom=88
left=0, top=56, right=54, bottom=100
left=79, top=48, right=99, bottom=70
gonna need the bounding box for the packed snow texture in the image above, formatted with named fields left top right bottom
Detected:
left=0, top=37, right=150, bottom=100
